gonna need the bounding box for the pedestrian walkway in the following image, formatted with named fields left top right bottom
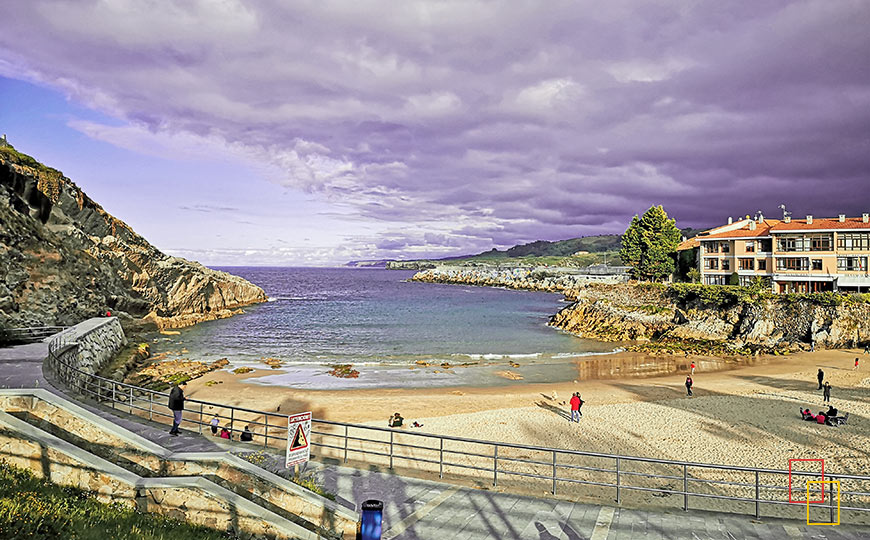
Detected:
left=2, top=342, right=869, bottom=539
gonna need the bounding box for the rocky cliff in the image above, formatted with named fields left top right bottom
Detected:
left=549, top=283, right=870, bottom=352
left=0, top=145, right=266, bottom=330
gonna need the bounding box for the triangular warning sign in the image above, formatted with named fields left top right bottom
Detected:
left=290, top=424, right=308, bottom=451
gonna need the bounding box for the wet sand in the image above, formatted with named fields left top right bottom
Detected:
left=184, top=348, right=870, bottom=474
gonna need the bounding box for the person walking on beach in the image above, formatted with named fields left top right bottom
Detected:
left=168, top=382, right=186, bottom=436
left=823, top=382, right=831, bottom=403
left=817, top=369, right=824, bottom=390
left=690, top=361, right=695, bottom=375
left=864, top=344, right=869, bottom=355
left=569, top=393, right=581, bottom=422
left=810, top=340, right=815, bottom=352
left=685, top=376, right=693, bottom=397
left=855, top=357, right=860, bottom=371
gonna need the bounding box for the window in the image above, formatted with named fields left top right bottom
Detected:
left=722, top=259, right=731, bottom=271
left=837, top=256, right=868, bottom=271
left=704, top=275, right=726, bottom=285
left=811, top=259, right=823, bottom=271
left=777, top=236, right=808, bottom=252
left=838, top=233, right=870, bottom=251
left=739, top=258, right=754, bottom=271
left=704, top=242, right=719, bottom=254
left=739, top=276, right=770, bottom=287
left=777, top=257, right=809, bottom=271
left=745, top=241, right=755, bottom=253
left=759, top=239, right=773, bottom=252
left=757, top=260, right=767, bottom=271
left=704, top=258, right=719, bottom=270
left=721, top=242, right=731, bottom=253
left=809, top=234, right=833, bottom=251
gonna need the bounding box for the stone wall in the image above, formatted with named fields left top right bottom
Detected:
left=53, top=317, right=127, bottom=375
left=0, top=390, right=359, bottom=539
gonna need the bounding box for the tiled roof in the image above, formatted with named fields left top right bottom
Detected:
left=677, top=237, right=700, bottom=251
left=699, top=220, right=778, bottom=240
left=770, top=217, right=870, bottom=231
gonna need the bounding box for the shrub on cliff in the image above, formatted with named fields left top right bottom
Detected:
left=620, top=205, right=682, bottom=282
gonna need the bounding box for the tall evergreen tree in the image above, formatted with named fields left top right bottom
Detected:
left=620, top=205, right=682, bottom=281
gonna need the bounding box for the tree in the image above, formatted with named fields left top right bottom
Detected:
left=619, top=205, right=682, bottom=282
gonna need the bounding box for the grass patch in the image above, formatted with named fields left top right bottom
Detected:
left=0, top=460, right=232, bottom=540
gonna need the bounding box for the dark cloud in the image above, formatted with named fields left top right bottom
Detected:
left=1, top=0, right=869, bottom=261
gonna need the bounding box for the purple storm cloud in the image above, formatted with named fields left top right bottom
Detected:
left=1, top=1, right=869, bottom=264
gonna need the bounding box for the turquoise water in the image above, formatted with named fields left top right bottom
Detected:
left=150, top=267, right=619, bottom=388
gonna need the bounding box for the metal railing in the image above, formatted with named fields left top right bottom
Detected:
left=44, top=333, right=870, bottom=524
left=1, top=326, right=68, bottom=345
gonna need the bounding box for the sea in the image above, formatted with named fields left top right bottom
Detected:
left=149, top=267, right=622, bottom=389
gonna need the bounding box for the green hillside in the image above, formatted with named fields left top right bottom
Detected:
left=386, top=228, right=705, bottom=269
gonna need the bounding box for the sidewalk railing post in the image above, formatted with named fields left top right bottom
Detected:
left=830, top=475, right=836, bottom=524
left=439, top=438, right=444, bottom=479
left=230, top=407, right=235, bottom=434
left=551, top=451, right=557, bottom=495
left=199, top=402, right=203, bottom=434
left=111, top=384, right=115, bottom=409
left=755, top=470, right=760, bottom=518
left=264, top=416, right=269, bottom=448
left=616, top=457, right=621, bottom=504
left=344, top=425, right=349, bottom=463
left=149, top=391, right=153, bottom=421
left=493, top=445, right=498, bottom=487
left=683, top=464, right=689, bottom=511
left=389, top=431, right=394, bottom=469
left=129, top=386, right=134, bottom=414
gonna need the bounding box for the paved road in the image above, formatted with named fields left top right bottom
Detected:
left=2, top=342, right=869, bottom=539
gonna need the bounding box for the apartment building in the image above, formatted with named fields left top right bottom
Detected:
left=693, top=213, right=870, bottom=293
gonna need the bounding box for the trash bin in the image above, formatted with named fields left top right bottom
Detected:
left=359, top=499, right=383, bottom=540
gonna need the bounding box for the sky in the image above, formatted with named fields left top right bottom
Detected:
left=0, top=1, right=868, bottom=266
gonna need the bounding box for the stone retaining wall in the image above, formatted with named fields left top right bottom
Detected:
left=0, top=389, right=359, bottom=539
left=53, top=317, right=127, bottom=375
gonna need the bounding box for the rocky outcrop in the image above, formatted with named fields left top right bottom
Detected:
left=411, top=265, right=628, bottom=292
left=549, top=283, right=870, bottom=352
left=0, top=146, right=266, bottom=329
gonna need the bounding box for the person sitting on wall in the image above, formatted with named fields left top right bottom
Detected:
left=389, top=413, right=404, bottom=427
left=220, top=426, right=232, bottom=439
left=240, top=425, right=253, bottom=442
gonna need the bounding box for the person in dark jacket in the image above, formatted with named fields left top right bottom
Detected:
left=168, top=382, right=186, bottom=436
left=240, top=425, right=254, bottom=442
left=685, top=376, right=693, bottom=396
left=823, top=382, right=831, bottom=403
left=817, top=368, right=824, bottom=390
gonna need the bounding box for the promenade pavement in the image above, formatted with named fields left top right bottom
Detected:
left=2, top=342, right=869, bottom=539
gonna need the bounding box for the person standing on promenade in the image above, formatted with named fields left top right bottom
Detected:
left=685, top=376, right=693, bottom=396
left=168, top=382, right=186, bottom=436
left=823, top=382, right=831, bottom=403
left=690, top=361, right=695, bottom=375
left=569, top=392, right=580, bottom=422
left=817, top=369, right=824, bottom=390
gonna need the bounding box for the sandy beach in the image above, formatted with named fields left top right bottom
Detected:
left=183, top=348, right=870, bottom=476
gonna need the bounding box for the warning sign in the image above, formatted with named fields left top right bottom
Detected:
left=286, top=412, right=312, bottom=468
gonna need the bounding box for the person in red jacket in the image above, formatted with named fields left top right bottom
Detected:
left=569, top=393, right=580, bottom=423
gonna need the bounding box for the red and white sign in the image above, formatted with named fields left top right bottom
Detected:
left=286, top=412, right=312, bottom=468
